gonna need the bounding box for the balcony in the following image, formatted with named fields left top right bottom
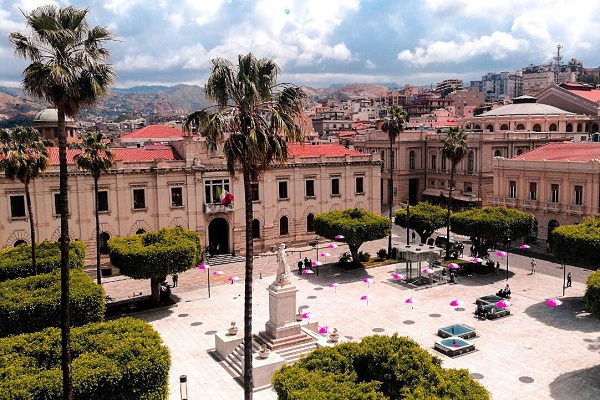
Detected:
left=545, top=202, right=560, bottom=212
left=497, top=197, right=518, bottom=207
left=522, top=200, right=538, bottom=210
left=204, top=203, right=234, bottom=214
left=567, top=204, right=584, bottom=215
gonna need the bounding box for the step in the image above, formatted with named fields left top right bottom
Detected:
left=207, top=254, right=246, bottom=266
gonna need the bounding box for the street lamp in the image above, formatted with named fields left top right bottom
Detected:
left=180, top=375, right=188, bottom=400
left=505, top=237, right=511, bottom=281
left=406, top=200, right=411, bottom=246
left=198, top=263, right=211, bottom=298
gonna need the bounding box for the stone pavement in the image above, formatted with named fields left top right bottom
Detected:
left=102, top=236, right=600, bottom=400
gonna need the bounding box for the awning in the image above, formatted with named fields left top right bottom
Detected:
left=421, top=188, right=480, bottom=203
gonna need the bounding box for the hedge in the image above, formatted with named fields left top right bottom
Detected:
left=584, top=270, right=600, bottom=319
left=0, top=269, right=105, bottom=337
left=0, top=318, right=171, bottom=399
left=552, top=216, right=600, bottom=269
left=0, top=240, right=86, bottom=282
left=273, top=334, right=489, bottom=400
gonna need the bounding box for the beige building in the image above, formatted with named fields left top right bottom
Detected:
left=1, top=125, right=381, bottom=256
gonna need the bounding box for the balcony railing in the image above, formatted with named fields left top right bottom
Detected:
left=545, top=202, right=560, bottom=212
left=204, top=203, right=234, bottom=214
left=522, top=200, right=537, bottom=210
left=567, top=204, right=584, bottom=214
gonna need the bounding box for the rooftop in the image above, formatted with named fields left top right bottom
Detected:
left=48, top=146, right=181, bottom=165
left=120, top=125, right=184, bottom=140
left=479, top=100, right=574, bottom=117
left=287, top=143, right=363, bottom=157
left=514, top=142, right=600, bottom=162
left=34, top=109, right=75, bottom=123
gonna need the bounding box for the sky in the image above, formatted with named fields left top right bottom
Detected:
left=1, top=0, right=599, bottom=89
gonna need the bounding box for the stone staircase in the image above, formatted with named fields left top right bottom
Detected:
left=207, top=253, right=246, bottom=266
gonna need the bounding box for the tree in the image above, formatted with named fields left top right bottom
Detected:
left=10, top=6, right=115, bottom=399
left=75, top=132, right=115, bottom=285
left=108, top=227, right=201, bottom=304
left=441, top=127, right=469, bottom=260
left=184, top=53, right=307, bottom=399
left=0, top=126, right=51, bottom=275
left=395, top=202, right=447, bottom=244
left=451, top=206, right=534, bottom=257
left=380, top=105, right=408, bottom=257
left=551, top=216, right=600, bottom=269
left=314, top=208, right=390, bottom=263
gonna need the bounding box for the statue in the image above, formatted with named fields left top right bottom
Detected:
left=275, top=243, right=291, bottom=286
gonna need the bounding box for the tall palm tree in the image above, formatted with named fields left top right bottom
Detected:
left=10, top=6, right=115, bottom=399
left=75, top=132, right=115, bottom=285
left=380, top=105, right=408, bottom=256
left=441, top=127, right=469, bottom=260
left=185, top=53, right=307, bottom=399
left=0, top=126, right=51, bottom=275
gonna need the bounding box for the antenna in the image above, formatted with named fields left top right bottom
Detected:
left=554, top=44, right=563, bottom=83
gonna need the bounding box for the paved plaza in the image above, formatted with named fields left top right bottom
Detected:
left=103, top=236, right=600, bottom=400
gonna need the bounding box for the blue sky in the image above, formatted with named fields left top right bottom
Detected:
left=1, top=0, right=599, bottom=89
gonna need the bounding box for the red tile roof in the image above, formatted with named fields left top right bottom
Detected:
left=287, top=144, right=364, bottom=157
left=48, top=146, right=181, bottom=165
left=120, top=125, right=184, bottom=140
left=514, top=142, right=600, bottom=162
left=570, top=89, right=600, bottom=103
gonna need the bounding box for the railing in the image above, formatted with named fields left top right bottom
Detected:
left=545, top=202, right=560, bottom=212
left=567, top=204, right=584, bottom=214
left=204, top=203, right=234, bottom=213
left=522, top=200, right=537, bottom=210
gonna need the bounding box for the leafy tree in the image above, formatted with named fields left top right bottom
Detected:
left=441, top=127, right=469, bottom=259
left=395, top=202, right=447, bottom=244
left=552, top=216, right=600, bottom=269
left=451, top=206, right=534, bottom=257
left=10, top=6, right=115, bottom=399
left=584, top=270, right=600, bottom=319
left=0, top=126, right=51, bottom=274
left=184, top=53, right=307, bottom=399
left=314, top=208, right=390, bottom=263
left=381, top=105, right=408, bottom=256
left=108, top=227, right=201, bottom=304
left=577, top=74, right=600, bottom=87
left=75, top=132, right=115, bottom=284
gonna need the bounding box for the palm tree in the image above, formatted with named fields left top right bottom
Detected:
left=184, top=53, right=307, bottom=399
left=75, top=132, right=115, bottom=285
left=380, top=105, right=408, bottom=256
left=441, top=127, right=469, bottom=260
left=0, top=126, right=51, bottom=275
left=10, top=6, right=115, bottom=399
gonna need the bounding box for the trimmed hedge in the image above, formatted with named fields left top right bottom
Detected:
left=0, top=317, right=171, bottom=399
left=0, top=269, right=105, bottom=337
left=0, top=240, right=86, bottom=282
left=273, top=334, right=489, bottom=400
left=552, top=216, right=600, bottom=269
left=584, top=270, right=600, bottom=319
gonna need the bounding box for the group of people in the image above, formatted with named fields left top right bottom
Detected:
left=297, top=257, right=313, bottom=274
left=497, top=284, right=511, bottom=298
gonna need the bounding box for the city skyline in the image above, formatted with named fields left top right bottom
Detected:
left=1, top=0, right=599, bottom=89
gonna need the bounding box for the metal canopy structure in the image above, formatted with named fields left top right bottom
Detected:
left=394, top=243, right=445, bottom=287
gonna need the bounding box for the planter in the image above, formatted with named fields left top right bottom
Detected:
left=329, top=334, right=340, bottom=342
left=228, top=327, right=239, bottom=336
left=296, top=314, right=303, bottom=321
left=257, top=349, right=271, bottom=359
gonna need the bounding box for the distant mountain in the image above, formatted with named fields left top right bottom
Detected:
left=302, top=83, right=390, bottom=102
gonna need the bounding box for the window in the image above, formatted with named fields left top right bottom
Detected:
left=278, top=181, right=288, bottom=199
left=533, top=124, right=542, bottom=132
left=280, top=216, right=289, bottom=235
left=355, top=176, right=364, bottom=194
left=252, top=219, right=261, bottom=239
left=575, top=185, right=583, bottom=206
left=250, top=183, right=260, bottom=201
left=97, top=191, right=109, bottom=212
left=132, top=189, right=146, bottom=209
left=331, top=178, right=340, bottom=196
left=205, top=179, right=230, bottom=204
left=305, top=179, right=315, bottom=197
left=486, top=124, right=494, bottom=132
left=549, top=123, right=557, bottom=131
left=441, top=156, right=446, bottom=170
left=10, top=195, right=26, bottom=218
left=431, top=154, right=437, bottom=170
left=171, top=187, right=183, bottom=207
left=500, top=124, right=509, bottom=130
left=409, top=150, right=415, bottom=169
left=53, top=193, right=61, bottom=215
left=494, top=149, right=502, bottom=157
left=467, top=151, right=474, bottom=172
left=99, top=232, right=110, bottom=254
left=550, top=184, right=559, bottom=203
left=566, top=123, right=573, bottom=132
left=307, top=213, right=314, bottom=232
left=509, top=181, right=517, bottom=198
left=516, top=124, right=525, bottom=130
left=529, top=182, right=537, bottom=201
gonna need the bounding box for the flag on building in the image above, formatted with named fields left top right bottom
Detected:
left=216, top=186, right=234, bottom=206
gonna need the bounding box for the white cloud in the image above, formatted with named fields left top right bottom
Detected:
left=13, top=0, right=59, bottom=13
left=167, top=13, right=184, bottom=31
left=103, top=0, right=142, bottom=15
left=365, top=59, right=376, bottom=69
left=184, top=0, right=227, bottom=26
left=398, top=32, right=529, bottom=67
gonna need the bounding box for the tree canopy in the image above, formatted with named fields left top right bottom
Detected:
left=314, top=208, right=390, bottom=263
left=552, top=216, right=600, bottom=268
left=395, top=202, right=447, bottom=244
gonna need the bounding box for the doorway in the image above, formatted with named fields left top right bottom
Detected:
left=408, top=179, right=419, bottom=205
left=208, top=218, right=229, bottom=254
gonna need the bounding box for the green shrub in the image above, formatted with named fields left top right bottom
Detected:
left=552, top=217, right=600, bottom=269
left=273, top=334, right=489, bottom=400
left=0, top=241, right=86, bottom=281
left=0, top=269, right=104, bottom=337
left=358, top=251, right=370, bottom=262
left=376, top=249, right=387, bottom=260
left=0, top=318, right=170, bottom=399
left=584, top=270, right=600, bottom=319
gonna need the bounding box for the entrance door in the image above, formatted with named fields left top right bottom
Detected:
left=408, top=179, right=419, bottom=205
left=208, top=218, right=229, bottom=254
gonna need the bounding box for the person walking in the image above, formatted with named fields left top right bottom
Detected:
left=495, top=261, right=500, bottom=276
left=297, top=259, right=304, bottom=275
left=530, top=259, right=536, bottom=274
left=172, top=273, right=178, bottom=287
left=567, top=272, right=572, bottom=287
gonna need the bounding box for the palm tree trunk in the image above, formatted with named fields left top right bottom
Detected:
left=57, top=108, right=73, bottom=400
left=445, top=165, right=455, bottom=261
left=388, top=139, right=394, bottom=257
left=242, top=169, right=254, bottom=400
left=24, top=180, right=36, bottom=275
left=94, top=176, right=101, bottom=284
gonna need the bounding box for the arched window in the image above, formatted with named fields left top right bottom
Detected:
left=14, top=240, right=27, bottom=247
left=593, top=123, right=599, bottom=133
left=474, top=124, right=481, bottom=130
left=136, top=229, right=146, bottom=235
left=549, top=123, right=557, bottom=131
left=566, top=123, right=573, bottom=132
left=516, top=124, right=525, bottom=130
left=441, top=155, right=446, bottom=170
left=99, top=232, right=111, bottom=255
left=494, top=149, right=502, bottom=157
left=486, top=125, right=494, bottom=132
left=252, top=219, right=260, bottom=239
left=500, top=124, right=509, bottom=130
left=307, top=213, right=315, bottom=232
left=532, top=124, right=541, bottom=132
left=467, top=151, right=474, bottom=172
left=577, top=123, right=582, bottom=132
left=516, top=149, right=523, bottom=156
left=409, top=150, right=415, bottom=170
left=280, top=216, right=289, bottom=236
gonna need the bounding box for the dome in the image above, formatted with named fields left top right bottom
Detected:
left=479, top=98, right=574, bottom=117
left=34, top=109, right=75, bottom=123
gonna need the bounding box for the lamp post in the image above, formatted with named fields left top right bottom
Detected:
left=199, top=263, right=211, bottom=298
left=406, top=200, right=411, bottom=246
left=505, top=237, right=511, bottom=281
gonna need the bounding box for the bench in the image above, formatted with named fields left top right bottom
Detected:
left=476, top=295, right=505, bottom=306
left=481, top=304, right=510, bottom=320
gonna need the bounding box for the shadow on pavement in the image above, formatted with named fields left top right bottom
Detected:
left=523, top=297, right=600, bottom=333
left=549, top=364, right=600, bottom=400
